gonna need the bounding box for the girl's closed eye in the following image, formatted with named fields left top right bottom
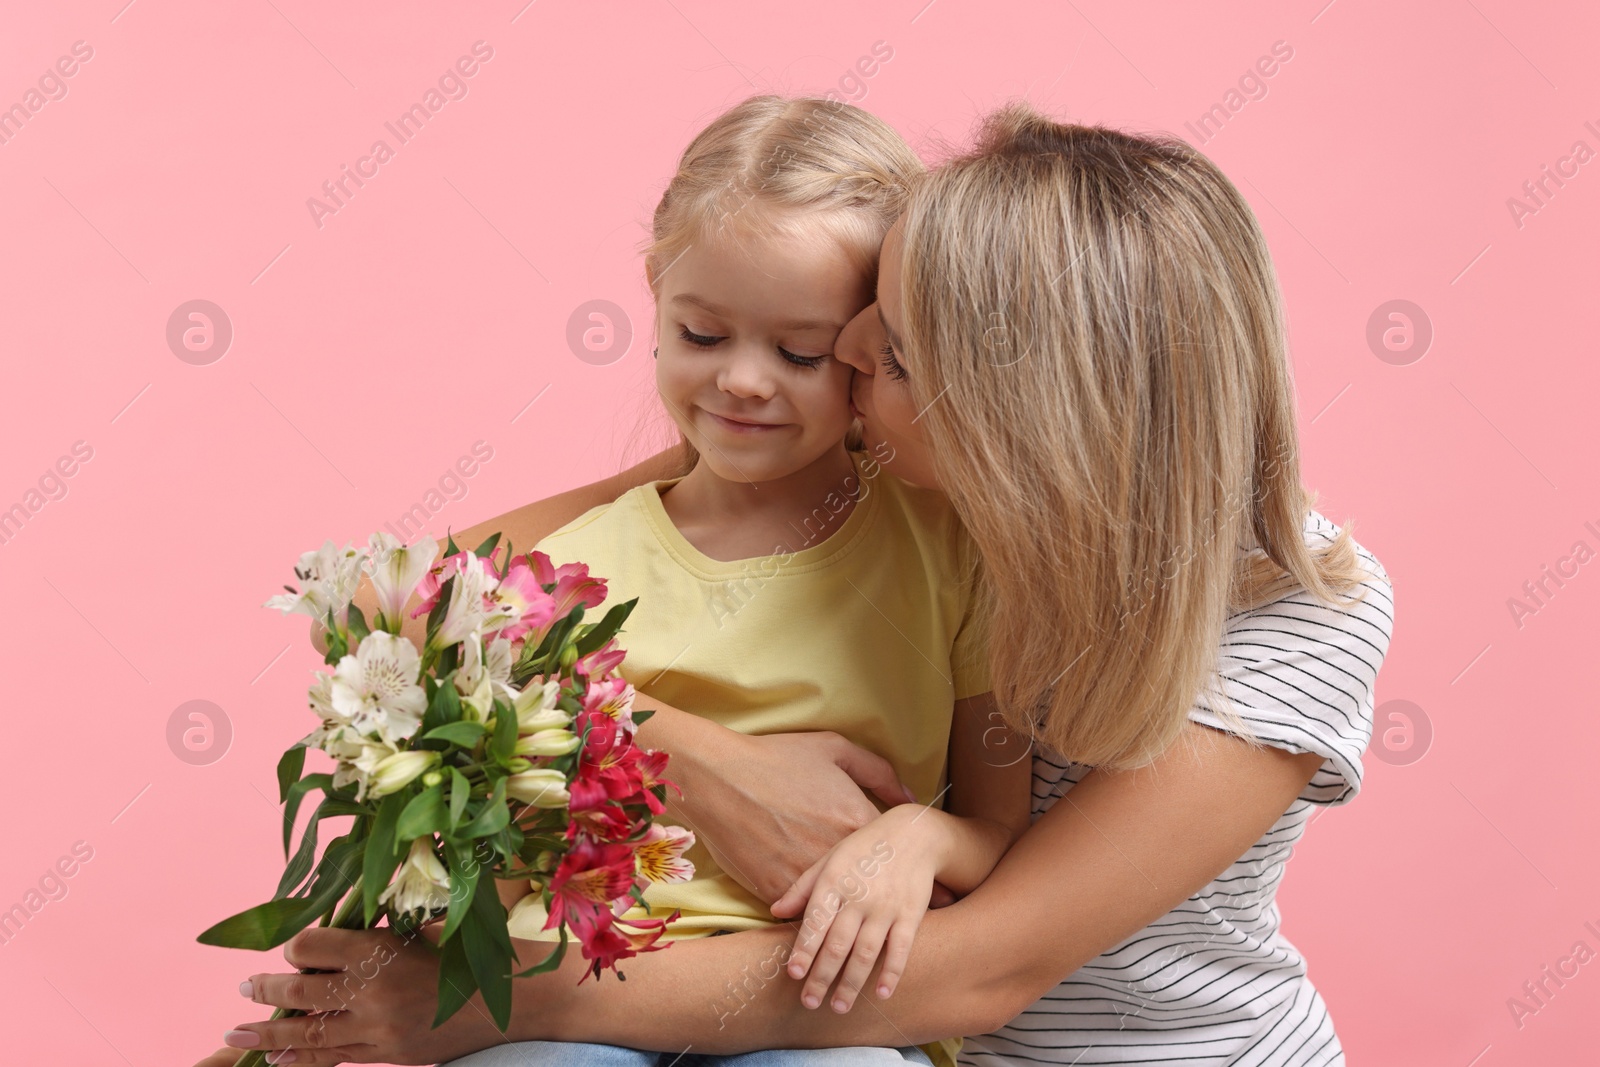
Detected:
left=677, top=325, right=828, bottom=371
left=778, top=346, right=827, bottom=371
left=679, top=325, right=723, bottom=348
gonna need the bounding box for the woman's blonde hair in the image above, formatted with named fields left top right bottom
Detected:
left=898, top=103, right=1374, bottom=770
left=639, top=95, right=924, bottom=471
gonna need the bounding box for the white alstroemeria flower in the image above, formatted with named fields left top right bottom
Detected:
left=364, top=532, right=440, bottom=632
left=513, top=729, right=580, bottom=757
left=513, top=678, right=567, bottom=733
left=505, top=768, right=570, bottom=808
left=297, top=725, right=395, bottom=800
left=456, top=634, right=515, bottom=721
left=462, top=672, right=495, bottom=724
left=264, top=541, right=367, bottom=627
left=378, top=838, right=452, bottom=917
left=436, top=558, right=498, bottom=648
left=367, top=750, right=440, bottom=798
left=343, top=738, right=404, bottom=800
left=330, top=632, right=427, bottom=744
left=305, top=671, right=349, bottom=726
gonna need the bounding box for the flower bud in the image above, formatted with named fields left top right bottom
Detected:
left=421, top=770, right=443, bottom=788
left=506, top=757, right=533, bottom=773
left=558, top=643, right=579, bottom=673
left=514, top=729, right=581, bottom=757
left=505, top=768, right=570, bottom=808
left=518, top=705, right=569, bottom=734
left=367, top=750, right=440, bottom=798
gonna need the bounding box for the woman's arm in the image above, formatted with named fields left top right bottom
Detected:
left=531, top=722, right=1325, bottom=1050
left=210, top=723, right=1323, bottom=1065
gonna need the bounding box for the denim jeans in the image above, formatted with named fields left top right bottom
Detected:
left=436, top=1040, right=937, bottom=1065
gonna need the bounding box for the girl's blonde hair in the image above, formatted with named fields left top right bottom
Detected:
left=898, top=103, right=1374, bottom=770
left=642, top=94, right=925, bottom=472
left=645, top=94, right=924, bottom=292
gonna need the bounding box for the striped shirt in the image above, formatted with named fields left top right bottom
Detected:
left=959, top=510, right=1394, bottom=1067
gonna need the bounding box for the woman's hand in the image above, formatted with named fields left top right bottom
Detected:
left=659, top=720, right=924, bottom=904
left=769, top=804, right=945, bottom=1013
left=193, top=922, right=556, bottom=1066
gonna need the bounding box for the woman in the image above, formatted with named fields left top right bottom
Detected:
left=202, top=101, right=1392, bottom=1066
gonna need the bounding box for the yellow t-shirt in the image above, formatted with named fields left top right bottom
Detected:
left=507, top=450, right=986, bottom=1067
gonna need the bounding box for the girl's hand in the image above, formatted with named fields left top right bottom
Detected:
left=769, top=804, right=946, bottom=1014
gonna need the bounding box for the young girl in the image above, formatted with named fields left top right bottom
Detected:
left=497, top=96, right=1031, bottom=1067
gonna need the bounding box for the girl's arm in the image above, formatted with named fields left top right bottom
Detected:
left=767, top=693, right=1031, bottom=1009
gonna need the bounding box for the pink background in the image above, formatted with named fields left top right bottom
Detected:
left=0, top=1, right=1594, bottom=1064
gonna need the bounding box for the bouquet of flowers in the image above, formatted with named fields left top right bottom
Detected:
left=199, top=529, right=694, bottom=1061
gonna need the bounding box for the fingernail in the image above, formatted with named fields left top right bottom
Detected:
left=803, top=994, right=820, bottom=1009
left=877, top=983, right=892, bottom=998
left=267, top=1052, right=298, bottom=1064
left=238, top=980, right=254, bottom=998
left=833, top=998, right=850, bottom=1013
left=223, top=1030, right=261, bottom=1048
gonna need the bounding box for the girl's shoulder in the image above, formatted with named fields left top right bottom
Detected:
left=536, top=483, right=660, bottom=551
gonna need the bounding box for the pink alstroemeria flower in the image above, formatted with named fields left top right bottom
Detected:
left=576, top=911, right=676, bottom=981
left=486, top=554, right=558, bottom=643
left=531, top=550, right=609, bottom=620
left=574, top=640, right=627, bottom=684
left=581, top=676, right=636, bottom=731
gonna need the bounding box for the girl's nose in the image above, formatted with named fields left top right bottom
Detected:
left=717, top=346, right=776, bottom=399
left=834, top=303, right=880, bottom=377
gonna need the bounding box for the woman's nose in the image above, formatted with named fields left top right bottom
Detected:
left=834, top=304, right=879, bottom=376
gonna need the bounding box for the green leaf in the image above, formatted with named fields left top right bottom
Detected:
left=302, top=834, right=366, bottom=932
left=196, top=897, right=322, bottom=951
left=317, top=799, right=369, bottom=818
left=422, top=721, right=487, bottom=747
left=276, top=746, right=306, bottom=804
left=422, top=675, right=463, bottom=735
left=432, top=926, right=477, bottom=1028
left=575, top=599, right=637, bottom=656
left=322, top=607, right=348, bottom=665
left=471, top=532, right=502, bottom=559
left=346, top=603, right=371, bottom=643
left=449, top=768, right=471, bottom=828
left=424, top=573, right=455, bottom=648
left=439, top=838, right=480, bottom=945
left=512, top=925, right=568, bottom=978
left=282, top=773, right=334, bottom=855
left=461, top=778, right=510, bottom=839
left=396, top=784, right=446, bottom=840
left=630, top=708, right=655, bottom=728
left=276, top=795, right=348, bottom=899
left=362, top=792, right=407, bottom=926
left=444, top=530, right=461, bottom=558
left=488, top=696, right=519, bottom=764
left=463, top=876, right=514, bottom=1032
